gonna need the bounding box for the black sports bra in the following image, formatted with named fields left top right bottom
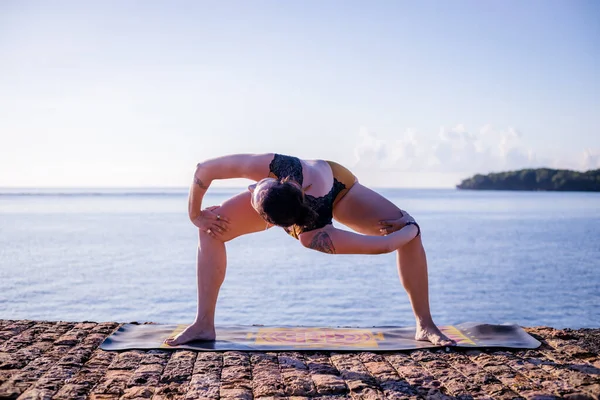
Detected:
left=268, top=154, right=346, bottom=238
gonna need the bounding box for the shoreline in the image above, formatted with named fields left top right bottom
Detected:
left=0, top=319, right=598, bottom=399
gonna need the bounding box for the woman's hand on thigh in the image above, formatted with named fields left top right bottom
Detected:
left=192, top=205, right=231, bottom=238
left=378, top=210, right=415, bottom=235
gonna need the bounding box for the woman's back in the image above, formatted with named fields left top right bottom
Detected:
left=295, top=158, right=335, bottom=197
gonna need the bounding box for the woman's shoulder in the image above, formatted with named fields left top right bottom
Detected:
left=233, top=153, right=327, bottom=181
left=244, top=153, right=277, bottom=180
left=268, top=154, right=303, bottom=181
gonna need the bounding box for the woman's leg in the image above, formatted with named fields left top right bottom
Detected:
left=333, top=183, right=454, bottom=346
left=165, top=191, right=269, bottom=346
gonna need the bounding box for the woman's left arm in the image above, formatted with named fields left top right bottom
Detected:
left=298, top=224, right=418, bottom=255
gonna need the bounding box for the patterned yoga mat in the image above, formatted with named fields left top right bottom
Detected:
left=100, top=322, right=541, bottom=351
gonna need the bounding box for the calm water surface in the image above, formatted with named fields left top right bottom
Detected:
left=0, top=188, right=598, bottom=328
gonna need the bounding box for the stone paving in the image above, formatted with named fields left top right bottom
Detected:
left=0, top=319, right=598, bottom=399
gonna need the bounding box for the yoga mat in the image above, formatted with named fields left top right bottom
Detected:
left=100, top=322, right=541, bottom=351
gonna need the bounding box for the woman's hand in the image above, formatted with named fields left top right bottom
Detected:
left=191, top=205, right=230, bottom=238
left=378, top=210, right=416, bottom=235
left=385, top=223, right=419, bottom=249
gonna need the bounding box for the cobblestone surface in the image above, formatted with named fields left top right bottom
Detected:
left=0, top=320, right=598, bottom=399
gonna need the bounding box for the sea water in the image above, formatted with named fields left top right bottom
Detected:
left=0, top=188, right=598, bottom=328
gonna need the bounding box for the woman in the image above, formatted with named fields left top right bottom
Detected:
left=165, top=153, right=455, bottom=347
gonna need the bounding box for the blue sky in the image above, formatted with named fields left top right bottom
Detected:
left=1, top=0, right=598, bottom=187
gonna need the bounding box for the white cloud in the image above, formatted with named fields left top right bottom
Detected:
left=480, top=124, right=493, bottom=136
left=581, top=149, right=600, bottom=170
left=431, top=124, right=485, bottom=172
left=353, top=124, right=589, bottom=175
left=353, top=126, right=388, bottom=168
left=385, top=129, right=424, bottom=170
left=354, top=127, right=430, bottom=171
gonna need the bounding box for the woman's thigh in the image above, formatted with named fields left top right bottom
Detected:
left=333, top=183, right=403, bottom=235
left=209, top=191, right=269, bottom=242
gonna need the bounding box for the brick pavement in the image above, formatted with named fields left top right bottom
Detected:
left=0, top=320, right=598, bottom=400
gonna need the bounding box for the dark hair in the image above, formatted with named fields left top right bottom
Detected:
left=256, top=177, right=318, bottom=228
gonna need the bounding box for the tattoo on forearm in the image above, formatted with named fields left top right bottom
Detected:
left=309, top=232, right=336, bottom=254
left=194, top=177, right=209, bottom=190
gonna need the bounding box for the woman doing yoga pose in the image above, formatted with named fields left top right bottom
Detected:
left=165, top=153, right=455, bottom=347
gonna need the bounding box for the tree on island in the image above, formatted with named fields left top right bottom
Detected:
left=456, top=168, right=600, bottom=191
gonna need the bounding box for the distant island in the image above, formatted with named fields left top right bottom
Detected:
left=457, top=168, right=600, bottom=191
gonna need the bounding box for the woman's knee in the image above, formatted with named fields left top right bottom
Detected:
left=198, top=227, right=234, bottom=243
left=398, top=235, right=426, bottom=259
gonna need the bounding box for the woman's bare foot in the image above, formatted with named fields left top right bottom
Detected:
left=164, top=323, right=216, bottom=346
left=415, top=323, right=456, bottom=346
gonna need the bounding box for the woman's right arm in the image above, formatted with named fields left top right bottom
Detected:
left=188, top=153, right=273, bottom=221
left=188, top=168, right=210, bottom=221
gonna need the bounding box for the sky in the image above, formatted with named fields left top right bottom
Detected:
left=0, top=0, right=598, bottom=188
